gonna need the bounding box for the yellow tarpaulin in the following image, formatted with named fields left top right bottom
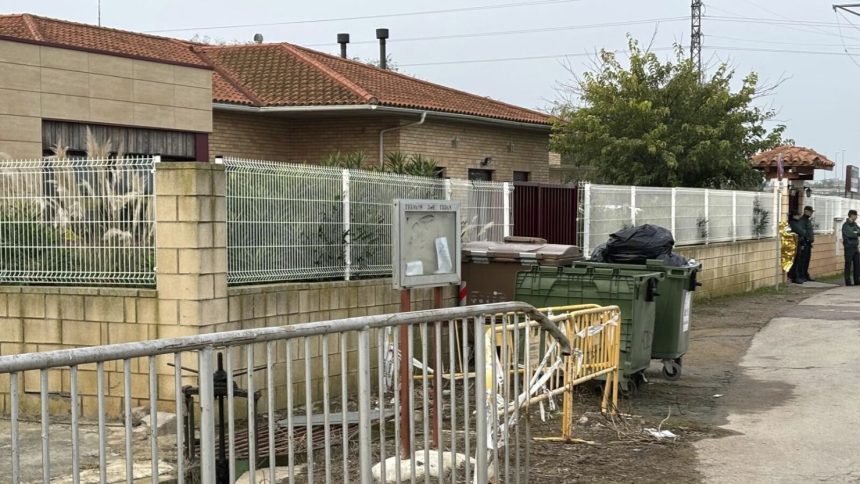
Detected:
left=779, top=221, right=797, bottom=273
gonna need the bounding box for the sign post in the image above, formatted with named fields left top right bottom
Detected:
left=392, top=199, right=461, bottom=457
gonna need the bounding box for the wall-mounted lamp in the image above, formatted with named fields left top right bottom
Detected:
left=480, top=156, right=493, bottom=166
left=451, top=136, right=458, bottom=148
left=804, top=187, right=812, bottom=198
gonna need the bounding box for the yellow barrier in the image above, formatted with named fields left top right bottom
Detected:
left=488, top=305, right=621, bottom=441
left=404, top=304, right=621, bottom=444
left=552, top=305, right=621, bottom=440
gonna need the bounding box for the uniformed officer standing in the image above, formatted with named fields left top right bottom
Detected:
left=842, top=209, right=860, bottom=286
left=793, top=205, right=815, bottom=283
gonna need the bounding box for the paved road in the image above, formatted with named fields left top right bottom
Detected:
left=694, top=285, right=860, bottom=483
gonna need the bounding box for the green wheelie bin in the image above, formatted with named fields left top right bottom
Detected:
left=573, top=260, right=703, bottom=380
left=514, top=265, right=664, bottom=393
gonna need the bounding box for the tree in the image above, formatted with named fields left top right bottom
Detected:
left=550, top=38, right=788, bottom=189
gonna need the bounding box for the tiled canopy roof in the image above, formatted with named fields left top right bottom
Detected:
left=751, top=145, right=835, bottom=170
left=0, top=13, right=550, bottom=125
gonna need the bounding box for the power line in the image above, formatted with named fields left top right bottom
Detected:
left=145, top=0, right=586, bottom=33
left=708, top=33, right=860, bottom=48
left=834, top=9, right=860, bottom=70
left=707, top=15, right=855, bottom=29
left=304, top=17, right=688, bottom=47
left=709, top=45, right=860, bottom=57
left=397, top=44, right=860, bottom=68
left=399, top=47, right=677, bottom=67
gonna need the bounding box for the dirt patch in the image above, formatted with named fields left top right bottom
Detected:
left=526, top=283, right=825, bottom=483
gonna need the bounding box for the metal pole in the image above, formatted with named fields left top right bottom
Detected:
left=583, top=183, right=592, bottom=256
left=343, top=169, right=351, bottom=281
left=503, top=182, right=512, bottom=238
left=775, top=180, right=782, bottom=289
left=199, top=347, right=216, bottom=484
left=732, top=191, right=738, bottom=242
left=398, top=289, right=412, bottom=456
left=431, top=287, right=443, bottom=449
left=358, top=329, right=373, bottom=482
left=474, top=316, right=488, bottom=484
left=630, top=185, right=636, bottom=227
left=671, top=187, right=677, bottom=237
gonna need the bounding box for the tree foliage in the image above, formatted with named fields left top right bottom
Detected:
left=551, top=38, right=788, bottom=189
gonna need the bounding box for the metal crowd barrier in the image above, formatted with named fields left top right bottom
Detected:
left=484, top=304, right=621, bottom=443
left=0, top=302, right=571, bottom=484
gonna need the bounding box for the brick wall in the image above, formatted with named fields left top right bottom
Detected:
left=675, top=232, right=844, bottom=301
left=398, top=120, right=550, bottom=182
left=210, top=111, right=399, bottom=165
left=809, top=232, right=844, bottom=277
left=210, top=110, right=551, bottom=181
left=0, top=286, right=162, bottom=417
left=676, top=239, right=778, bottom=299
left=209, top=111, right=292, bottom=162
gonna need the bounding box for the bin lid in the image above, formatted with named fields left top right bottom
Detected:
left=462, top=238, right=582, bottom=266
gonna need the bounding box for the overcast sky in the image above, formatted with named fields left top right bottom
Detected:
left=4, top=0, right=859, bottom=180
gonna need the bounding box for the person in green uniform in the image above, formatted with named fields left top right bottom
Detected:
left=843, top=209, right=860, bottom=286
left=794, top=205, right=815, bottom=283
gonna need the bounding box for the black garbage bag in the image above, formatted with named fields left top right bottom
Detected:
left=589, top=243, right=609, bottom=262
left=655, top=252, right=689, bottom=267
left=606, top=224, right=675, bottom=264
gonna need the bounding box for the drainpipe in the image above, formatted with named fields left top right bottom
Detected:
left=379, top=112, right=427, bottom=168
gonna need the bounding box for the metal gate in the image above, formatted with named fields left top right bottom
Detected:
left=0, top=302, right=573, bottom=484
left=513, top=182, right=579, bottom=245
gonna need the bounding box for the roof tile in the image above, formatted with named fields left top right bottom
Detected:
left=751, top=145, right=835, bottom=170
left=0, top=14, right=208, bottom=67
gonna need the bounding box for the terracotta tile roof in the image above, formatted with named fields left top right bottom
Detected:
left=196, top=44, right=369, bottom=107
left=200, top=43, right=548, bottom=124
left=0, top=14, right=550, bottom=125
left=751, top=145, right=835, bottom=170
left=0, top=13, right=208, bottom=68
left=291, top=46, right=550, bottom=124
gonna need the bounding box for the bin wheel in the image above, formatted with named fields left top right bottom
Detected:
left=661, top=359, right=682, bottom=381
left=620, top=379, right=637, bottom=397
left=620, top=373, right=644, bottom=397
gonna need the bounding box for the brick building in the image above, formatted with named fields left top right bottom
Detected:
left=0, top=14, right=552, bottom=181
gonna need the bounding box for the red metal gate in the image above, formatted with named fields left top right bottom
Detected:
left=513, top=182, right=579, bottom=245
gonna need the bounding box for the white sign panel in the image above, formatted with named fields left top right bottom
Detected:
left=392, top=199, right=462, bottom=289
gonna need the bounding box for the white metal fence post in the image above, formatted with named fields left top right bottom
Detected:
left=671, top=188, right=677, bottom=237
left=630, top=185, right=637, bottom=227
left=704, top=189, right=710, bottom=245
left=503, top=182, right=512, bottom=238
left=342, top=169, right=351, bottom=281
left=732, top=190, right=737, bottom=242
left=583, top=183, right=592, bottom=256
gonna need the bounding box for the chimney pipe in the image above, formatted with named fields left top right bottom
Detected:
left=337, top=33, right=350, bottom=58
left=376, top=28, right=389, bottom=69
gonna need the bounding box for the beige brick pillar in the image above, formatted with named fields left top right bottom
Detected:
left=155, top=162, right=228, bottom=336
